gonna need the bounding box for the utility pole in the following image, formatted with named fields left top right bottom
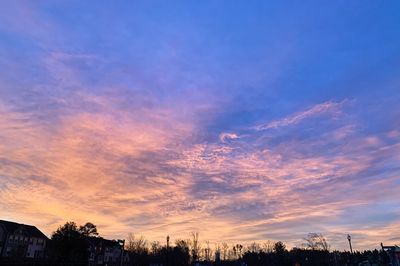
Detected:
left=347, top=234, right=353, bottom=253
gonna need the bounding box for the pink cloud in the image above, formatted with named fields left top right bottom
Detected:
left=219, top=132, right=240, bottom=142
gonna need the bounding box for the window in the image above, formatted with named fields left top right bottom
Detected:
left=34, top=250, right=42, bottom=258
left=37, top=239, right=44, bottom=246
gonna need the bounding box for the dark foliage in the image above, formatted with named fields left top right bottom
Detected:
left=47, top=221, right=92, bottom=265
left=240, top=248, right=391, bottom=266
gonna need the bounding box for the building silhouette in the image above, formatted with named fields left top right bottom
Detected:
left=0, top=219, right=48, bottom=259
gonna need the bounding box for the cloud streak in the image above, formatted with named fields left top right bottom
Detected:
left=255, top=100, right=346, bottom=131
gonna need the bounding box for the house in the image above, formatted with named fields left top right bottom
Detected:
left=0, top=219, right=48, bottom=259
left=381, top=243, right=400, bottom=266
left=87, top=236, right=129, bottom=266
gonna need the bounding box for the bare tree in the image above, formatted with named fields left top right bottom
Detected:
left=190, top=232, right=201, bottom=262
left=233, top=244, right=243, bottom=259
left=215, top=243, right=221, bottom=261
left=221, top=242, right=229, bottom=260
left=228, top=249, right=235, bottom=260
left=247, top=242, right=261, bottom=253
left=126, top=233, right=148, bottom=254
left=204, top=240, right=211, bottom=261
left=303, top=233, right=330, bottom=251
left=150, top=241, right=161, bottom=254
left=262, top=240, right=275, bottom=253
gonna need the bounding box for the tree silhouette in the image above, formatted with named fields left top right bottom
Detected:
left=221, top=242, right=229, bottom=260
left=274, top=241, right=286, bottom=254
left=126, top=233, right=149, bottom=266
left=204, top=240, right=211, bottom=261
left=78, top=222, right=98, bottom=237
left=126, top=233, right=148, bottom=254
left=150, top=240, right=161, bottom=254
left=303, top=233, right=330, bottom=251
left=190, top=232, right=200, bottom=262
left=49, top=221, right=90, bottom=264
left=172, top=239, right=190, bottom=266
left=262, top=240, right=275, bottom=253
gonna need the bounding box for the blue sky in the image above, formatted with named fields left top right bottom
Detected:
left=0, top=1, right=399, bottom=250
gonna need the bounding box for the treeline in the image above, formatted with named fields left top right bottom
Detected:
left=126, top=233, right=390, bottom=266
left=50, top=222, right=392, bottom=266
left=4, top=221, right=393, bottom=266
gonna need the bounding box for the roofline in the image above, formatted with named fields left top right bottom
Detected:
left=0, top=219, right=49, bottom=240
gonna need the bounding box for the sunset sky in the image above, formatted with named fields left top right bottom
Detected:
left=1, top=1, right=400, bottom=251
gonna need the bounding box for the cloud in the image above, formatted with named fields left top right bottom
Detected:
left=1, top=92, right=399, bottom=250
left=255, top=100, right=346, bottom=131
left=219, top=132, right=240, bottom=142
left=0, top=93, right=195, bottom=235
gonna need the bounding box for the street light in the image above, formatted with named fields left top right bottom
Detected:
left=167, top=235, right=170, bottom=249
left=166, top=235, right=170, bottom=266
left=347, top=234, right=353, bottom=253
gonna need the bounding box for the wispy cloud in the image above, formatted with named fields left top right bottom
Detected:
left=219, top=132, right=240, bottom=142
left=255, top=100, right=346, bottom=131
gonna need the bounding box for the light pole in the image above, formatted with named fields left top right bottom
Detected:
left=166, top=235, right=170, bottom=266
left=167, top=235, right=170, bottom=249
left=347, top=234, right=353, bottom=253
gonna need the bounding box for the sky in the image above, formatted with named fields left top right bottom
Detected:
left=0, top=1, right=400, bottom=251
